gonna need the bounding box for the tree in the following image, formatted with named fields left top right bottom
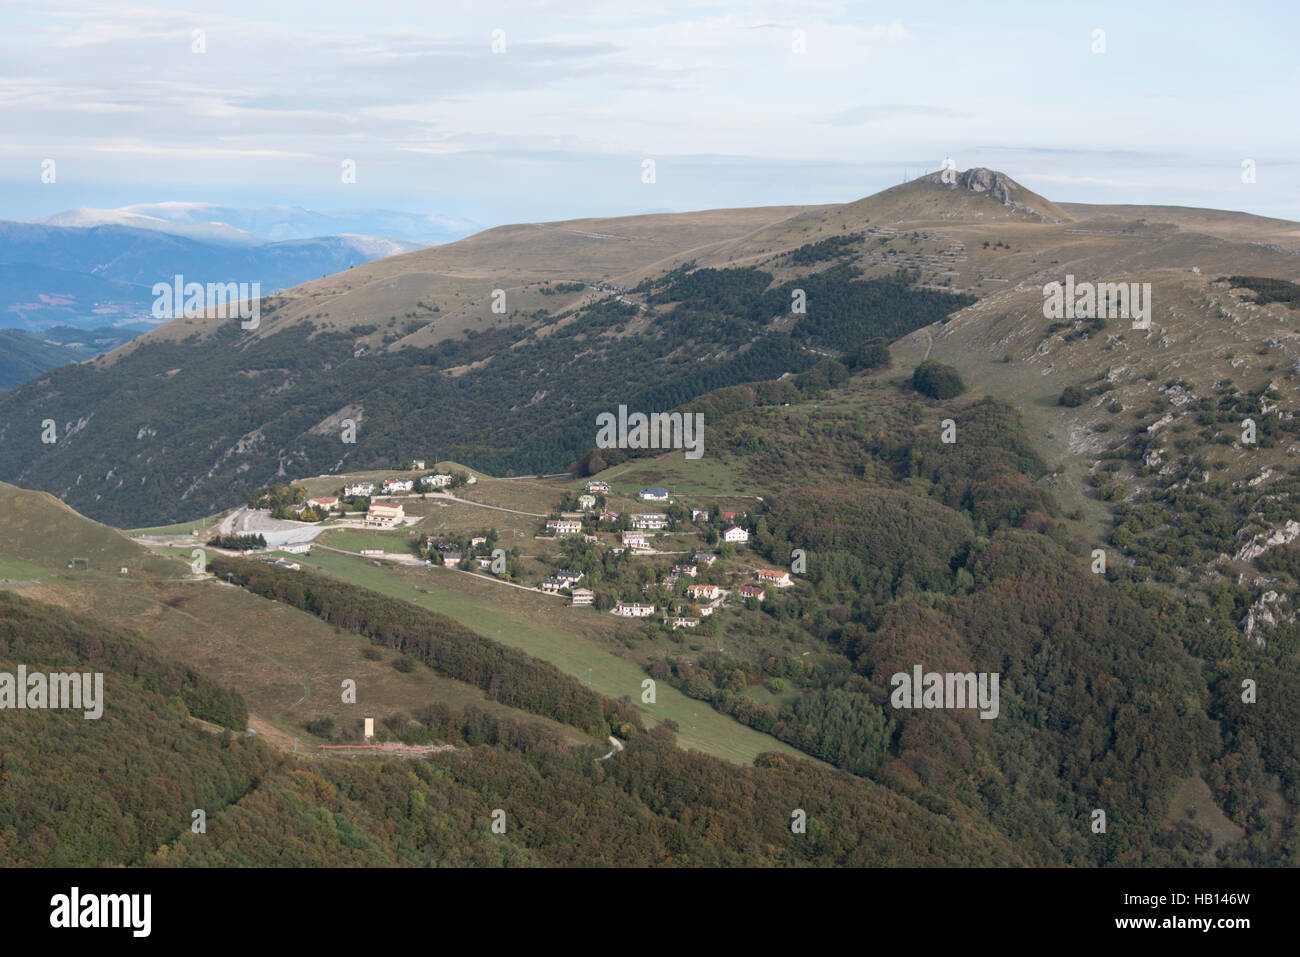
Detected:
left=1060, top=385, right=1086, bottom=407
left=853, top=338, right=891, bottom=371
left=911, top=360, right=965, bottom=399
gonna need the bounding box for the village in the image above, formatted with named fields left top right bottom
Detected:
left=200, top=459, right=799, bottom=634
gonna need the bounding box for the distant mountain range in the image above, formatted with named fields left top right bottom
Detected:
left=0, top=203, right=484, bottom=386
left=25, top=204, right=482, bottom=246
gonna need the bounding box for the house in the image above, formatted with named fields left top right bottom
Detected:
left=280, top=542, right=312, bottom=555
left=665, top=616, right=699, bottom=630
left=577, top=494, right=597, bottom=510
left=382, top=479, right=414, bottom=493
left=612, top=602, right=656, bottom=618
left=410, top=459, right=426, bottom=470
left=470, top=536, right=487, bottom=547
left=546, top=519, right=583, bottom=536
left=360, top=547, right=386, bottom=557
left=621, top=530, right=648, bottom=548
left=260, top=557, right=300, bottom=571
left=637, top=487, right=670, bottom=502
left=599, top=510, right=619, bottom=522
left=476, top=558, right=493, bottom=570
left=343, top=482, right=374, bottom=497
left=691, top=507, right=710, bottom=522
left=570, top=588, right=595, bottom=606
left=555, top=569, right=584, bottom=585
left=686, top=583, right=721, bottom=601
left=736, top=584, right=765, bottom=600
left=672, top=564, right=698, bottom=578
left=756, top=568, right=793, bottom=588
left=540, top=576, right=566, bottom=593
left=721, top=510, right=746, bottom=521
left=631, top=513, right=669, bottom=530
left=694, top=552, right=718, bottom=566
left=585, top=481, right=611, bottom=494
left=441, top=552, right=462, bottom=567
left=420, top=473, right=452, bottom=488
left=308, top=496, right=339, bottom=511
left=722, top=525, right=749, bottom=543
left=365, top=503, right=404, bottom=527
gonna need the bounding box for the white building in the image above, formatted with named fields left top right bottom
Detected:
left=343, top=482, right=374, bottom=497
left=420, top=473, right=452, bottom=488
left=631, top=513, right=669, bottom=530
left=585, top=481, right=611, bottom=494
left=546, top=519, right=583, bottom=536
left=570, top=588, right=595, bottom=606
left=722, top=525, right=749, bottom=543
left=621, top=530, right=649, bottom=548
left=280, top=542, right=312, bottom=555
left=612, top=602, right=656, bottom=618
left=578, top=494, right=597, bottom=510
left=757, top=568, right=794, bottom=588
left=382, top=479, right=414, bottom=493
left=365, top=503, right=405, bottom=528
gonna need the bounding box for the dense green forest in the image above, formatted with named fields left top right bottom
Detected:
left=0, top=589, right=1026, bottom=867
left=0, top=262, right=974, bottom=526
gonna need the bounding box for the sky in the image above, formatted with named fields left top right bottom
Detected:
left=1, top=0, right=1297, bottom=228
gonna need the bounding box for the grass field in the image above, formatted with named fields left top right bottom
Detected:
left=126, top=511, right=227, bottom=536
left=296, top=548, right=820, bottom=767
left=5, top=574, right=588, bottom=754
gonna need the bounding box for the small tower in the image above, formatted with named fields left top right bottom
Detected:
left=363, top=715, right=374, bottom=741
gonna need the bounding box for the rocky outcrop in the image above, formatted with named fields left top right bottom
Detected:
left=925, top=167, right=1050, bottom=220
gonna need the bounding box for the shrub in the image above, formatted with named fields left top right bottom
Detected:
left=1060, top=385, right=1087, bottom=407
left=911, top=361, right=965, bottom=399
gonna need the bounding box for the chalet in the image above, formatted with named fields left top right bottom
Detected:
left=584, top=481, right=611, bottom=494
left=722, top=526, right=749, bottom=543
left=612, top=602, right=656, bottom=618
left=631, top=513, right=669, bottom=530
left=555, top=569, right=584, bottom=585
left=577, top=494, right=597, bottom=510
left=540, top=576, right=567, bottom=593
left=694, top=552, right=718, bottom=566
left=599, top=510, right=620, bottom=522
left=365, top=503, right=404, bottom=528
left=476, top=558, right=494, bottom=570
left=690, top=508, right=710, bottom=522
left=419, top=473, right=452, bottom=488
left=672, top=564, right=698, bottom=578
left=570, top=588, right=595, bottom=606
left=441, top=552, right=462, bottom=567
left=637, top=487, right=670, bottom=502
left=546, top=519, right=583, bottom=536
left=736, top=584, right=765, bottom=600
left=582, top=534, right=601, bottom=544
left=756, top=569, right=793, bottom=588
left=686, top=583, right=721, bottom=601
left=309, top=496, right=339, bottom=510
left=665, top=616, right=700, bottom=630
left=382, top=479, right=414, bottom=493
left=621, top=530, right=649, bottom=548
left=343, top=482, right=374, bottom=497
